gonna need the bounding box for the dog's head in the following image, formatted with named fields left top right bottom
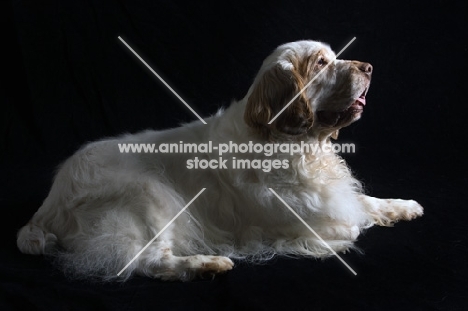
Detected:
left=244, top=40, right=372, bottom=140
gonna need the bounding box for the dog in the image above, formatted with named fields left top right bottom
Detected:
left=17, top=40, right=423, bottom=281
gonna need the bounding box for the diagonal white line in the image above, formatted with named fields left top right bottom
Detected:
left=117, top=188, right=206, bottom=276
left=118, top=36, right=207, bottom=125
left=268, top=188, right=357, bottom=275
left=268, top=37, right=356, bottom=125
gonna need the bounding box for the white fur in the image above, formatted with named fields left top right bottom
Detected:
left=17, top=40, right=423, bottom=281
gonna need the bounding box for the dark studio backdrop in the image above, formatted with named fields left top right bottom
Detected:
left=2, top=0, right=467, bottom=310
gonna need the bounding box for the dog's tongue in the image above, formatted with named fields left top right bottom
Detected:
left=356, top=96, right=366, bottom=106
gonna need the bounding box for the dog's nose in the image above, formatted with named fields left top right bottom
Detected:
left=358, top=62, right=373, bottom=74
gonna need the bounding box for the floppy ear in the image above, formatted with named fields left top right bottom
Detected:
left=244, top=63, right=313, bottom=136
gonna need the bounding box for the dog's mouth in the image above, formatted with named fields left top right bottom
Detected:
left=347, top=89, right=367, bottom=113
left=316, top=87, right=369, bottom=128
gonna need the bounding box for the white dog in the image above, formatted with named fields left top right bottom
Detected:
left=17, top=40, right=423, bottom=281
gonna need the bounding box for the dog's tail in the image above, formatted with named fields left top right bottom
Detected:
left=17, top=222, right=57, bottom=255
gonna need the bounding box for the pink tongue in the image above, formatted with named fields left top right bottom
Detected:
left=356, top=97, right=366, bottom=106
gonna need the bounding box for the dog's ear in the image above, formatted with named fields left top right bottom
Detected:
left=244, top=63, right=313, bottom=137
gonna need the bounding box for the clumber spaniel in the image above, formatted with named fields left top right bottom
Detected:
left=17, top=40, right=423, bottom=281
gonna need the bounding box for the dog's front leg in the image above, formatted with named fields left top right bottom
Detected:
left=358, top=195, right=424, bottom=226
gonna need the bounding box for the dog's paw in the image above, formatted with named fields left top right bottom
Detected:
left=385, top=199, right=424, bottom=221
left=363, top=196, right=424, bottom=226
left=155, top=255, right=234, bottom=281
left=187, top=255, right=234, bottom=279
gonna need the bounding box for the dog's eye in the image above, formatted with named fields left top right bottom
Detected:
left=317, top=57, right=327, bottom=67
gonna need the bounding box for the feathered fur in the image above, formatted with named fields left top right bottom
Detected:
left=17, top=40, right=423, bottom=281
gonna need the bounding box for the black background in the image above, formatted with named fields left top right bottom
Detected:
left=2, top=0, right=467, bottom=310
